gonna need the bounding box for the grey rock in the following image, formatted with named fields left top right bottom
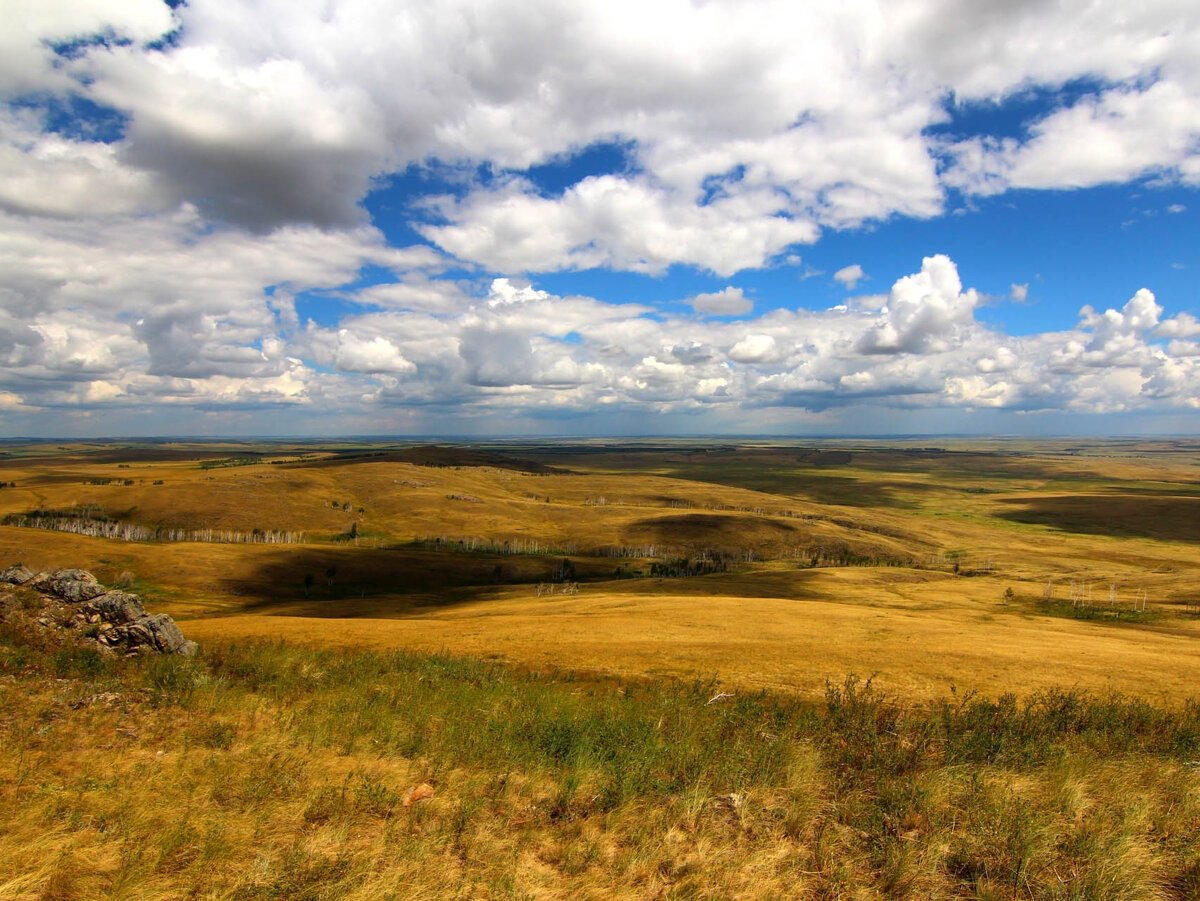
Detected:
left=8, top=561, right=198, bottom=657
left=0, top=564, right=34, bottom=584
left=49, top=569, right=106, bottom=603
left=88, top=591, right=147, bottom=625
left=111, top=613, right=195, bottom=655
left=141, top=614, right=190, bottom=653
left=25, top=571, right=53, bottom=591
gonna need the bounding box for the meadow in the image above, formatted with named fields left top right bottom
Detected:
left=1, top=437, right=1199, bottom=898
left=0, top=438, right=1197, bottom=700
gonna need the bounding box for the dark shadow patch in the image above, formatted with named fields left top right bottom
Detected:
left=287, top=445, right=561, bottom=474
left=1102, top=483, right=1200, bottom=498
left=622, top=513, right=796, bottom=548
left=224, top=545, right=621, bottom=617
left=995, top=495, right=1200, bottom=544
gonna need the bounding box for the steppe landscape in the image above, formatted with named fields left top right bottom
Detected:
left=2, top=438, right=1199, bottom=899
left=6, top=0, right=1200, bottom=897
left=3, top=438, right=1199, bottom=700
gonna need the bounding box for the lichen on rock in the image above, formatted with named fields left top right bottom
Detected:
left=1, top=565, right=198, bottom=657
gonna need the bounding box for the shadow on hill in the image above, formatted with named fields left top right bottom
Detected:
left=995, top=495, right=1200, bottom=544
left=221, top=545, right=632, bottom=617
left=649, top=469, right=924, bottom=509
left=222, top=547, right=851, bottom=620
left=622, top=513, right=797, bottom=549
left=288, top=445, right=562, bottom=474
left=1103, top=483, right=1200, bottom=498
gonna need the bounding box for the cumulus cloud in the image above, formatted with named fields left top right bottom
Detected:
left=2, top=1, right=1200, bottom=432
left=0, top=224, right=1194, bottom=429
left=690, top=287, right=752, bottom=316
left=834, top=264, right=865, bottom=289
left=5, top=0, right=1196, bottom=270
left=857, top=255, right=979, bottom=355
left=1010, top=283, right=1028, bottom=302
left=334, top=332, right=416, bottom=374
left=422, top=176, right=817, bottom=276
left=0, top=0, right=175, bottom=98
left=0, top=111, right=168, bottom=218
left=944, top=81, right=1200, bottom=196
left=729, top=334, right=778, bottom=364
left=1156, top=312, right=1200, bottom=340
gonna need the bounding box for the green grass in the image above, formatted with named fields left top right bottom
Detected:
left=1033, top=598, right=1166, bottom=625
left=4, top=617, right=1200, bottom=899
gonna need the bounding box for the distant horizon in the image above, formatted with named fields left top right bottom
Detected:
left=4, top=432, right=1199, bottom=445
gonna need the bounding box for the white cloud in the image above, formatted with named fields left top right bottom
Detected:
left=1010, top=283, right=1028, bottom=302
left=690, top=287, right=752, bottom=316
left=334, top=332, right=416, bottom=374
left=946, top=81, right=1200, bottom=196
left=486, top=277, right=551, bottom=308
left=834, top=264, right=865, bottom=289
left=421, top=175, right=817, bottom=276
left=0, top=0, right=175, bottom=98
left=2, top=1, right=1200, bottom=431
left=858, top=255, right=980, bottom=354
left=728, top=334, right=778, bottom=364
left=1156, top=312, right=1200, bottom=339
left=5, top=0, right=1194, bottom=271
left=0, top=0, right=1195, bottom=286
left=0, top=111, right=168, bottom=218
left=0, top=238, right=1191, bottom=428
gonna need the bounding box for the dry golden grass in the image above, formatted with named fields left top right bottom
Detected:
left=177, top=570, right=1200, bottom=703
left=3, top=602, right=1199, bottom=901
left=6, top=439, right=1200, bottom=898
left=0, top=438, right=1197, bottom=704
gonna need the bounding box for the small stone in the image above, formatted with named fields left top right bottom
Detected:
left=403, top=783, right=435, bottom=806
left=713, top=792, right=745, bottom=813
left=142, top=614, right=189, bottom=653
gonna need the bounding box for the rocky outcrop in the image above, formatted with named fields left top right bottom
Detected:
left=100, top=613, right=196, bottom=656
left=0, top=564, right=34, bottom=584
left=49, top=569, right=107, bottom=602
left=89, top=590, right=147, bottom=624
left=2, top=565, right=198, bottom=657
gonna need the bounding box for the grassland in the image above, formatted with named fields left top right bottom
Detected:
left=1, top=437, right=1199, bottom=898
left=3, top=601, right=1200, bottom=900
left=0, top=438, right=1196, bottom=700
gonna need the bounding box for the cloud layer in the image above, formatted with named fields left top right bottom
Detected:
left=0, top=0, right=1197, bottom=433
left=1, top=227, right=1196, bottom=432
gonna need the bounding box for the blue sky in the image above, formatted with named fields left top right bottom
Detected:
left=0, top=0, right=1198, bottom=437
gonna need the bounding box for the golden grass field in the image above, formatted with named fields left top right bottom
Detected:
left=0, top=438, right=1197, bottom=702
left=4, top=438, right=1200, bottom=900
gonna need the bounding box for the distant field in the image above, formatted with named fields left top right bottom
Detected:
left=0, top=437, right=1198, bottom=701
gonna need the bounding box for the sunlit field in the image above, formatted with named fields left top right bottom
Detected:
left=2, top=438, right=1199, bottom=899
left=1, top=438, right=1197, bottom=700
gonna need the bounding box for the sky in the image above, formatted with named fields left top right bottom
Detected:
left=1, top=0, right=1199, bottom=438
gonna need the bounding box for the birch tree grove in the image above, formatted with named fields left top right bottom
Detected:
left=3, top=514, right=304, bottom=545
